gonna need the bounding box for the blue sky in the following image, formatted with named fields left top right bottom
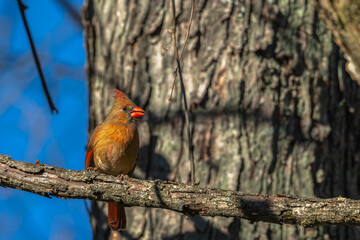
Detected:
left=0, top=1, right=91, bottom=239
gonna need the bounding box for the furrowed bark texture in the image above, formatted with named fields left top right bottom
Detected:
left=1, top=155, right=360, bottom=228
left=82, top=0, right=360, bottom=239
left=314, top=0, right=360, bottom=83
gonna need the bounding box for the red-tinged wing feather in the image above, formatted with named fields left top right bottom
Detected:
left=85, top=124, right=101, bottom=169
left=85, top=148, right=93, bottom=169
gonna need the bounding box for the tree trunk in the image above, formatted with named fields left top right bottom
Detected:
left=82, top=0, right=360, bottom=239
left=314, top=0, right=360, bottom=83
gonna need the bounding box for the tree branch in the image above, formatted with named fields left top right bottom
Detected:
left=1, top=154, right=359, bottom=227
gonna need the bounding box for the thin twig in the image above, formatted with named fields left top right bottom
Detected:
left=171, top=0, right=195, bottom=185
left=169, top=0, right=195, bottom=101
left=17, top=0, right=59, bottom=114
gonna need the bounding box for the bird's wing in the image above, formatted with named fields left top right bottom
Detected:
left=85, top=128, right=98, bottom=169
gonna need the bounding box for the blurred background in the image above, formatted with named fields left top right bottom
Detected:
left=0, top=0, right=91, bottom=239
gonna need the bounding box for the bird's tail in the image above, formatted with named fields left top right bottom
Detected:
left=108, top=202, right=126, bottom=231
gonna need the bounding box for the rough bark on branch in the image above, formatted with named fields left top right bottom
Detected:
left=1, top=154, right=359, bottom=228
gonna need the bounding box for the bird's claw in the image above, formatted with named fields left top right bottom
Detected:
left=35, top=159, right=44, bottom=166
left=118, top=174, right=133, bottom=194
left=118, top=174, right=130, bottom=181
left=86, top=167, right=99, bottom=172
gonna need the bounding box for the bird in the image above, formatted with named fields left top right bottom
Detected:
left=85, top=88, right=145, bottom=231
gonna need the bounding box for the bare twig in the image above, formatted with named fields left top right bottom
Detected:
left=170, top=0, right=195, bottom=185
left=169, top=0, right=195, bottom=101
left=16, top=0, right=59, bottom=114
left=1, top=155, right=360, bottom=227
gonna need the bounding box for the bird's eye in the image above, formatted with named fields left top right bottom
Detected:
left=122, top=106, right=128, bottom=111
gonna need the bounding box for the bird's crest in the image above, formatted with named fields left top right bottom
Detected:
left=113, top=89, right=129, bottom=101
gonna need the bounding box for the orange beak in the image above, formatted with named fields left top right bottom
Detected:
left=130, top=107, right=145, bottom=118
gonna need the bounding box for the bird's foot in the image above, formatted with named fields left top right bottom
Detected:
left=118, top=174, right=133, bottom=193
left=86, top=167, right=99, bottom=171
left=35, top=159, right=44, bottom=166
left=118, top=173, right=130, bottom=181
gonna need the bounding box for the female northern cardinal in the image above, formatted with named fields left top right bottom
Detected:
left=85, top=89, right=145, bottom=231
